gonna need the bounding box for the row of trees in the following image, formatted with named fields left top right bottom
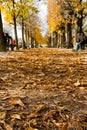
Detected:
left=47, top=0, right=87, bottom=48
left=0, top=0, right=46, bottom=51
left=1, top=0, right=87, bottom=51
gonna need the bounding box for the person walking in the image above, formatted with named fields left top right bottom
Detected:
left=3, top=33, right=12, bottom=51
left=80, top=32, right=86, bottom=50
left=3, top=33, right=8, bottom=49
left=74, top=32, right=84, bottom=51
left=10, top=39, right=16, bottom=51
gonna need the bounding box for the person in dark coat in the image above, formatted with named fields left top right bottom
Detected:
left=4, top=33, right=8, bottom=46
left=3, top=33, right=12, bottom=50
left=80, top=32, right=87, bottom=50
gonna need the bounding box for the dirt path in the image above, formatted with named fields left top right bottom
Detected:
left=0, top=48, right=87, bottom=130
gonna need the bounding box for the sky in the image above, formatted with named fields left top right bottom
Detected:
left=38, top=0, right=48, bottom=36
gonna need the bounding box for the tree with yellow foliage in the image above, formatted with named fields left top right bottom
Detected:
left=1, top=0, right=38, bottom=49
left=17, top=0, right=38, bottom=48
left=35, top=26, right=46, bottom=46
left=1, top=0, right=20, bottom=49
left=48, top=0, right=66, bottom=48
left=48, top=0, right=87, bottom=48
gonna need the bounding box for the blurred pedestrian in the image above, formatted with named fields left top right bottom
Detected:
left=74, top=32, right=83, bottom=51
left=3, top=33, right=12, bottom=51
left=10, top=39, right=16, bottom=51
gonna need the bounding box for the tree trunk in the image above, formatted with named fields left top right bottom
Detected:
left=12, top=0, right=19, bottom=50
left=50, top=33, right=54, bottom=47
left=0, top=10, right=6, bottom=52
left=34, top=30, right=37, bottom=48
left=13, top=16, right=19, bottom=50
left=60, top=26, right=66, bottom=48
left=60, top=25, right=66, bottom=48
left=60, top=32, right=66, bottom=48
left=53, top=31, right=58, bottom=48
left=77, top=17, right=83, bottom=33
left=48, top=34, right=51, bottom=47
left=30, top=27, right=34, bottom=48
left=57, top=34, right=60, bottom=48
left=22, top=18, right=25, bottom=49
left=25, top=29, right=27, bottom=44
left=77, top=0, right=83, bottom=33
left=67, top=23, right=73, bottom=48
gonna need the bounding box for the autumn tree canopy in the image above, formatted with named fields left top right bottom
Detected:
left=47, top=0, right=87, bottom=48
left=0, top=0, right=46, bottom=49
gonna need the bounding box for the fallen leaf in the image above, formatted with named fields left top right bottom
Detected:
left=52, top=119, right=62, bottom=127
left=9, top=98, right=25, bottom=107
left=0, top=112, right=6, bottom=120
left=74, top=80, right=80, bottom=86
left=4, top=123, right=13, bottom=130
left=0, top=121, right=13, bottom=130
left=25, top=127, right=38, bottom=130
left=35, top=104, right=47, bottom=113
left=28, top=113, right=39, bottom=118
left=62, top=122, right=69, bottom=130
left=11, top=114, right=21, bottom=120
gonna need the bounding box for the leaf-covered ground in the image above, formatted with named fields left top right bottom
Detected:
left=0, top=48, right=87, bottom=130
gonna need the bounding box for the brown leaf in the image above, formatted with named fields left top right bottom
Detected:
left=74, top=80, right=80, bottom=86
left=62, top=122, right=69, bottom=130
left=9, top=98, right=25, bottom=107
left=4, top=123, right=13, bottom=130
left=28, top=113, right=39, bottom=118
left=11, top=114, right=21, bottom=120
left=0, top=121, right=13, bottom=130
left=25, top=127, right=38, bottom=130
left=0, top=112, right=6, bottom=120
left=0, top=78, right=5, bottom=82
left=52, top=119, right=62, bottom=127
left=35, top=104, right=47, bottom=113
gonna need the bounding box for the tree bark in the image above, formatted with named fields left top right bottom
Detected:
left=0, top=10, right=6, bottom=52
left=50, top=33, right=54, bottom=47
left=67, top=23, right=73, bottom=48
left=12, top=0, right=19, bottom=50
left=77, top=15, right=83, bottom=33
left=48, top=35, right=51, bottom=47
left=77, top=0, right=83, bottom=33
left=53, top=31, right=58, bottom=48
left=60, top=25, right=66, bottom=48
left=22, top=18, right=25, bottom=49
left=60, top=32, right=66, bottom=48
left=30, top=27, right=34, bottom=48
left=13, top=16, right=19, bottom=50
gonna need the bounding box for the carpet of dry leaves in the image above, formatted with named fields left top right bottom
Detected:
left=0, top=48, right=87, bottom=130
